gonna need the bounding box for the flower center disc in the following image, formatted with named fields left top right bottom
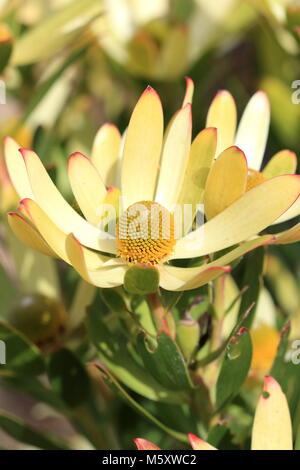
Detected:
left=116, top=201, right=175, bottom=265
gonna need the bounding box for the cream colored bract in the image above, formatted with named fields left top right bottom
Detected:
left=5, top=80, right=300, bottom=291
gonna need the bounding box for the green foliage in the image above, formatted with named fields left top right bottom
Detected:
left=47, top=348, right=91, bottom=408
left=86, top=300, right=188, bottom=404
left=216, top=328, right=252, bottom=411
left=136, top=331, right=193, bottom=391
left=0, top=322, right=45, bottom=376
left=0, top=411, right=70, bottom=450
left=236, top=246, right=265, bottom=328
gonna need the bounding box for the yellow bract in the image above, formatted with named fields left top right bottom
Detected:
left=246, top=168, right=266, bottom=191
left=263, top=150, right=297, bottom=178
left=91, top=124, right=121, bottom=187
left=4, top=80, right=300, bottom=290
left=251, top=376, right=293, bottom=450
left=121, top=87, right=164, bottom=207
left=204, top=146, right=248, bottom=220
left=206, top=90, right=237, bottom=157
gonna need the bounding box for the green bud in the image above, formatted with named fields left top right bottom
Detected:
left=9, top=294, right=65, bottom=345
left=177, top=316, right=200, bottom=362
left=124, top=265, right=159, bottom=295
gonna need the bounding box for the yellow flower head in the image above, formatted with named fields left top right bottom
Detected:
left=5, top=80, right=300, bottom=291
left=116, top=201, right=176, bottom=265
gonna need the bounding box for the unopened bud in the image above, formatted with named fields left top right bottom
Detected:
left=177, top=316, right=200, bottom=362
left=9, top=294, right=65, bottom=345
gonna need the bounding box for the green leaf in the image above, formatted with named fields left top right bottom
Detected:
left=0, top=411, right=70, bottom=450
left=87, top=304, right=188, bottom=403
left=137, top=331, right=193, bottom=391
left=207, top=423, right=233, bottom=448
left=0, top=36, right=13, bottom=73
left=0, top=322, right=45, bottom=376
left=0, top=264, right=18, bottom=318
left=20, top=46, right=86, bottom=125
left=190, top=376, right=213, bottom=429
left=171, top=0, right=195, bottom=21
left=131, top=296, right=156, bottom=335
left=216, top=327, right=252, bottom=410
left=177, top=318, right=200, bottom=362
left=196, top=302, right=254, bottom=367
left=2, top=376, right=65, bottom=411
left=47, top=348, right=91, bottom=408
left=101, top=289, right=127, bottom=314
left=11, top=0, right=102, bottom=65
left=271, top=360, right=300, bottom=446
left=270, top=321, right=291, bottom=381
left=124, top=265, right=159, bottom=295
left=237, top=246, right=265, bottom=328
left=91, top=363, right=189, bottom=444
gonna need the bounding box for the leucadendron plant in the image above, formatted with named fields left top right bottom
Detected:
left=1, top=79, right=300, bottom=450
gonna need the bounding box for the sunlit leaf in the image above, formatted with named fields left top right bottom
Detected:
left=136, top=331, right=193, bottom=391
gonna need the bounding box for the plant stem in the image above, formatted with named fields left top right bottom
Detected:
left=147, top=293, right=174, bottom=337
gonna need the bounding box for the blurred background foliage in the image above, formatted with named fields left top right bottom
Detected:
left=0, top=0, right=300, bottom=450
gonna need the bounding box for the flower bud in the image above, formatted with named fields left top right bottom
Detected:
left=9, top=294, right=65, bottom=345
left=177, top=315, right=200, bottom=362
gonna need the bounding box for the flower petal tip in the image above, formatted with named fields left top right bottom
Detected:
left=138, top=85, right=162, bottom=107
left=222, top=266, right=232, bottom=273
left=18, top=148, right=31, bottom=157
left=251, top=90, right=270, bottom=110
left=133, top=438, right=160, bottom=450
left=185, top=76, right=194, bottom=86
left=7, top=211, right=17, bottom=217
left=107, top=185, right=118, bottom=193
left=263, top=375, right=281, bottom=394
left=3, top=135, right=15, bottom=144
left=19, top=197, right=32, bottom=207
left=215, top=89, right=233, bottom=99
left=144, top=85, right=156, bottom=95
left=68, top=151, right=90, bottom=166
left=188, top=433, right=217, bottom=450
left=204, top=126, right=217, bottom=133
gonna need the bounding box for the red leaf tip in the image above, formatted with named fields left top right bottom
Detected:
left=133, top=438, right=160, bottom=450
left=263, top=375, right=280, bottom=394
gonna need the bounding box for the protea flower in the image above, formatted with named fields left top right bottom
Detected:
left=206, top=88, right=300, bottom=227
left=5, top=80, right=300, bottom=291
